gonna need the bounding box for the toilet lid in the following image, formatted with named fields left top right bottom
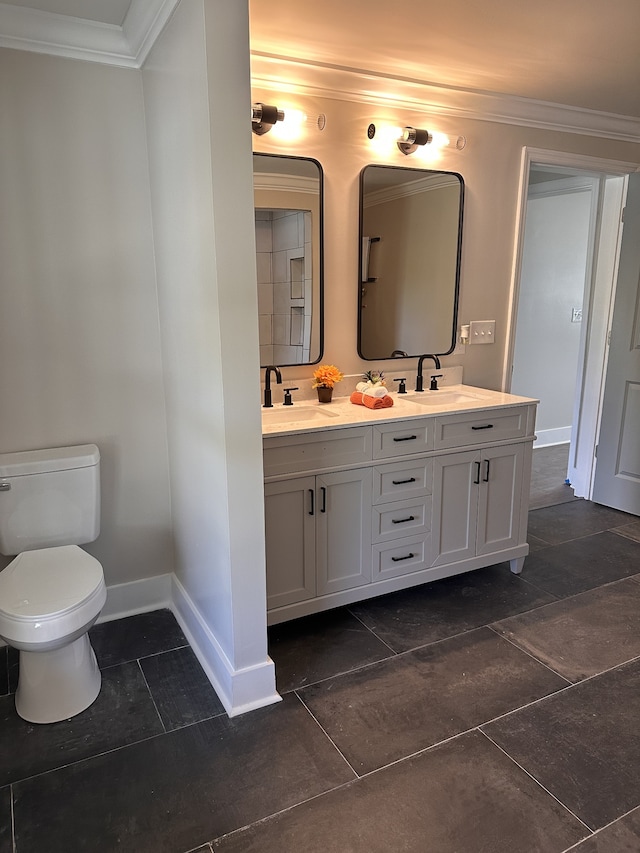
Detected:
left=0, top=545, right=104, bottom=620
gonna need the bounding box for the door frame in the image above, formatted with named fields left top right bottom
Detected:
left=504, top=147, right=638, bottom=497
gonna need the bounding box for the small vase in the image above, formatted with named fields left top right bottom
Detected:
left=316, top=386, right=333, bottom=404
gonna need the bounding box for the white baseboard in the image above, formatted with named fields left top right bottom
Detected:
left=534, top=427, right=572, bottom=448
left=170, top=575, right=280, bottom=718
left=97, top=573, right=173, bottom=623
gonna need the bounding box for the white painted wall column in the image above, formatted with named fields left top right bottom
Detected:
left=143, top=0, right=277, bottom=716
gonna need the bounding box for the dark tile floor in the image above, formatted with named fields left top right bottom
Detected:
left=530, top=443, right=578, bottom=510
left=1, top=502, right=639, bottom=852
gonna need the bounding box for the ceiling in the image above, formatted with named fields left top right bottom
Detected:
left=2, top=0, right=640, bottom=121
left=248, top=0, right=640, bottom=120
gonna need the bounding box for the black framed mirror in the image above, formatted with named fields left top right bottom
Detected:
left=253, top=153, right=324, bottom=368
left=358, top=164, right=464, bottom=360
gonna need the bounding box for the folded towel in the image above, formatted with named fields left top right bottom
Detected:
left=364, top=394, right=394, bottom=409
left=350, top=390, right=394, bottom=409
left=355, top=381, right=369, bottom=392
left=363, top=385, right=388, bottom=399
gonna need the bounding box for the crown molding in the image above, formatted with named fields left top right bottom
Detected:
left=251, top=52, right=640, bottom=145
left=253, top=172, right=319, bottom=194
left=0, top=0, right=179, bottom=67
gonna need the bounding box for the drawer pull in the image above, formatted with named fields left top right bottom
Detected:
left=392, top=476, right=416, bottom=485
left=471, top=424, right=494, bottom=430
left=393, top=435, right=418, bottom=442
left=391, top=552, right=415, bottom=562
left=392, top=516, right=415, bottom=525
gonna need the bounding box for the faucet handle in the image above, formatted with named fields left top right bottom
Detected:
left=283, top=387, right=298, bottom=406
left=393, top=377, right=407, bottom=394
left=430, top=374, right=443, bottom=390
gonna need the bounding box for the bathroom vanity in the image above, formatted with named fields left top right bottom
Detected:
left=262, top=386, right=537, bottom=625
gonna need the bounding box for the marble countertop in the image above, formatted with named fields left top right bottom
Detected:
left=261, top=384, right=538, bottom=437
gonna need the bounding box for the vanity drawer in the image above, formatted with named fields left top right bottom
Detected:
left=373, top=419, right=434, bottom=459
left=372, top=534, right=431, bottom=581
left=373, top=458, right=432, bottom=504
left=434, top=406, right=530, bottom=450
left=372, top=496, right=431, bottom=544
left=263, top=426, right=372, bottom=476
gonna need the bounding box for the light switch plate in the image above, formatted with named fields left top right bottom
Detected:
left=469, top=320, right=496, bottom=344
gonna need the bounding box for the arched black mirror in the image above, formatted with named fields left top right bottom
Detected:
left=358, top=164, right=464, bottom=360
left=253, top=153, right=323, bottom=368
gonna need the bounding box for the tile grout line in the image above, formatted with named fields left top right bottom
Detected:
left=346, top=608, right=399, bottom=655
left=526, top=526, right=635, bottom=549
left=209, top=769, right=362, bottom=848
left=10, top=783, right=15, bottom=853
left=478, top=728, right=594, bottom=835
left=96, top=641, right=190, bottom=672
left=293, top=691, right=360, bottom=779
left=6, top=725, right=173, bottom=789
left=486, top=623, right=574, bottom=683
left=559, top=803, right=640, bottom=852
left=136, top=658, right=167, bottom=734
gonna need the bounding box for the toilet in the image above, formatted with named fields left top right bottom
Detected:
left=0, top=444, right=106, bottom=724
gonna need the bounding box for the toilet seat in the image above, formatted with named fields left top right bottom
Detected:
left=0, top=545, right=106, bottom=648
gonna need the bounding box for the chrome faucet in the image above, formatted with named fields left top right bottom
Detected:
left=415, top=354, right=441, bottom=391
left=263, top=365, right=282, bottom=408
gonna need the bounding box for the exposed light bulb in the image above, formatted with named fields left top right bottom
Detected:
left=270, top=108, right=307, bottom=141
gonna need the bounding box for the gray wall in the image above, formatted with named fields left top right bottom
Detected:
left=0, top=48, right=173, bottom=584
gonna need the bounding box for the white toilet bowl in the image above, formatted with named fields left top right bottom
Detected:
left=0, top=544, right=106, bottom=724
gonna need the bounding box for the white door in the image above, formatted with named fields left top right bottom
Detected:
left=592, top=172, right=640, bottom=515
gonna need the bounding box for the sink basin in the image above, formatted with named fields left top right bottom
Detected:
left=262, top=406, right=339, bottom=424
left=404, top=391, right=481, bottom=406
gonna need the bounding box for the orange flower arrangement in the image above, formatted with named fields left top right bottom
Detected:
left=312, top=364, right=344, bottom=389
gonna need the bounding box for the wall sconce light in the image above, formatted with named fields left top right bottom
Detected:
left=252, top=103, right=284, bottom=135
left=252, top=102, right=327, bottom=140
left=367, top=122, right=466, bottom=158
left=397, top=126, right=432, bottom=155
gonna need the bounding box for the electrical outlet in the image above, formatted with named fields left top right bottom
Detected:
left=572, top=308, right=583, bottom=323
left=468, top=320, right=496, bottom=344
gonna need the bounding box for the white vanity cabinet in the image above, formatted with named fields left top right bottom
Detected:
left=263, top=398, right=536, bottom=625
left=263, top=428, right=373, bottom=612
left=431, top=407, right=533, bottom=573
left=431, top=444, right=527, bottom=570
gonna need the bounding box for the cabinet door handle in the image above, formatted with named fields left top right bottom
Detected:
left=483, top=459, right=491, bottom=482
left=471, top=424, right=494, bottom=431
left=391, top=552, right=415, bottom=562
left=473, top=461, right=481, bottom=485
left=308, top=489, right=314, bottom=516
left=320, top=486, right=327, bottom=513
left=392, top=477, right=416, bottom=485
left=392, top=515, right=415, bottom=524
left=393, top=435, right=418, bottom=442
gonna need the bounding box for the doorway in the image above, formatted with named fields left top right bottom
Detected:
left=505, top=148, right=634, bottom=506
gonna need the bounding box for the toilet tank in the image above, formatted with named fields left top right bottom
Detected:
left=0, top=445, right=100, bottom=556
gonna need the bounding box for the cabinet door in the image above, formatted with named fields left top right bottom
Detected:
left=431, top=450, right=479, bottom=566
left=264, top=477, right=316, bottom=610
left=316, top=468, right=373, bottom=595
left=476, top=444, right=525, bottom=556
